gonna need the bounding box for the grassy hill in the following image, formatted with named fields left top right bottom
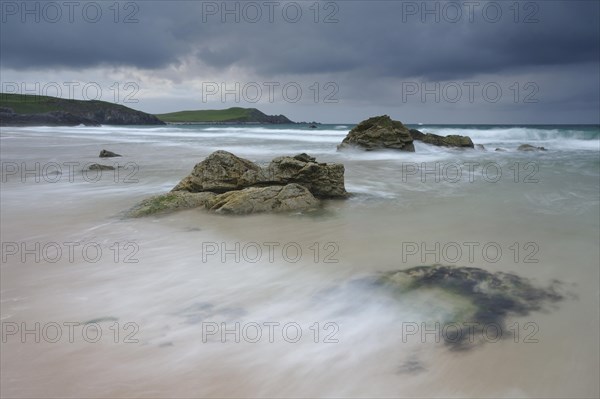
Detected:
left=156, top=107, right=294, bottom=124
left=0, top=93, right=164, bottom=125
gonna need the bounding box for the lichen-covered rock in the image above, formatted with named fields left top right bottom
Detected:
left=129, top=150, right=347, bottom=217
left=208, top=184, right=319, bottom=215
left=265, top=153, right=347, bottom=198
left=127, top=191, right=216, bottom=217
left=173, top=151, right=347, bottom=199
left=172, top=150, right=265, bottom=193
left=99, top=149, right=121, bottom=158
left=338, top=115, right=415, bottom=151
left=518, top=144, right=547, bottom=151
left=410, top=129, right=474, bottom=148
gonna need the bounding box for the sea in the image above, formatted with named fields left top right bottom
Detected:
left=1, top=123, right=599, bottom=398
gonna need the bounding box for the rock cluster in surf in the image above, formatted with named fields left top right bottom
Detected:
left=338, top=115, right=545, bottom=152
left=338, top=115, right=474, bottom=151
left=127, top=150, right=346, bottom=217
left=337, top=115, right=416, bottom=151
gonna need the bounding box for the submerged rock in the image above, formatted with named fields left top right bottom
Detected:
left=209, top=183, right=319, bottom=215
left=338, top=115, right=415, bottom=152
left=376, top=265, right=563, bottom=349
left=410, top=128, right=475, bottom=149
left=476, top=144, right=486, bottom=151
left=99, top=149, right=121, bottom=158
left=127, top=191, right=216, bottom=218
left=518, top=144, right=547, bottom=152
left=495, top=148, right=507, bottom=152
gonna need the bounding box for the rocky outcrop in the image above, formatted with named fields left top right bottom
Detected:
left=409, top=128, right=474, bottom=148
left=171, top=150, right=265, bottom=193
left=128, top=150, right=347, bottom=217
left=338, top=115, right=415, bottom=151
left=79, top=106, right=164, bottom=125
left=172, top=151, right=347, bottom=199
left=209, top=184, right=319, bottom=215
left=127, top=192, right=217, bottom=218
left=0, top=94, right=165, bottom=126
left=264, top=153, right=347, bottom=198
left=518, top=144, right=547, bottom=151
left=99, top=149, right=121, bottom=158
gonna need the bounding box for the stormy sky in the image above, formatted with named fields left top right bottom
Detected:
left=1, top=0, right=599, bottom=123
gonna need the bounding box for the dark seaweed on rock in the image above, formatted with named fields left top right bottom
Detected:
left=377, top=265, right=564, bottom=350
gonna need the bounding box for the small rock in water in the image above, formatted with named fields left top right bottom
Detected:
left=518, top=144, right=547, bottom=151
left=83, top=316, right=119, bottom=324
left=495, top=148, right=507, bottom=152
left=476, top=144, right=486, bottom=151
left=99, top=149, right=121, bottom=157
left=87, top=163, right=115, bottom=171
left=410, top=128, right=475, bottom=149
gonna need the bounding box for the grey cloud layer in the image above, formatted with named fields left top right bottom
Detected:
left=2, top=1, right=598, bottom=81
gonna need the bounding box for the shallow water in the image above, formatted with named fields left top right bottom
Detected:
left=1, top=124, right=599, bottom=398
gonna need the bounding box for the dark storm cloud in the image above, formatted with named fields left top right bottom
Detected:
left=1, top=1, right=598, bottom=82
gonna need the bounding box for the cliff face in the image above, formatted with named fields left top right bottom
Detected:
left=74, top=107, right=165, bottom=125
left=156, top=107, right=296, bottom=124
left=243, top=108, right=294, bottom=124
left=0, top=94, right=165, bottom=126
left=0, top=107, right=98, bottom=126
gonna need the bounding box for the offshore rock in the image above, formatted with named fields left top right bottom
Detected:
left=518, top=144, right=547, bottom=151
left=338, top=115, right=415, bottom=152
left=99, top=149, right=121, bottom=158
left=410, top=128, right=475, bottom=148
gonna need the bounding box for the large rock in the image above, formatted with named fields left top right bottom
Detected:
left=208, top=184, right=319, bottom=215
left=338, top=115, right=415, bottom=151
left=172, top=151, right=265, bottom=193
left=172, top=151, right=346, bottom=198
left=409, top=129, right=474, bottom=148
left=127, top=191, right=216, bottom=217
left=265, top=153, right=347, bottom=198
left=127, top=151, right=348, bottom=217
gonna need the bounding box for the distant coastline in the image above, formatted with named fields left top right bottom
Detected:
left=0, top=94, right=309, bottom=127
